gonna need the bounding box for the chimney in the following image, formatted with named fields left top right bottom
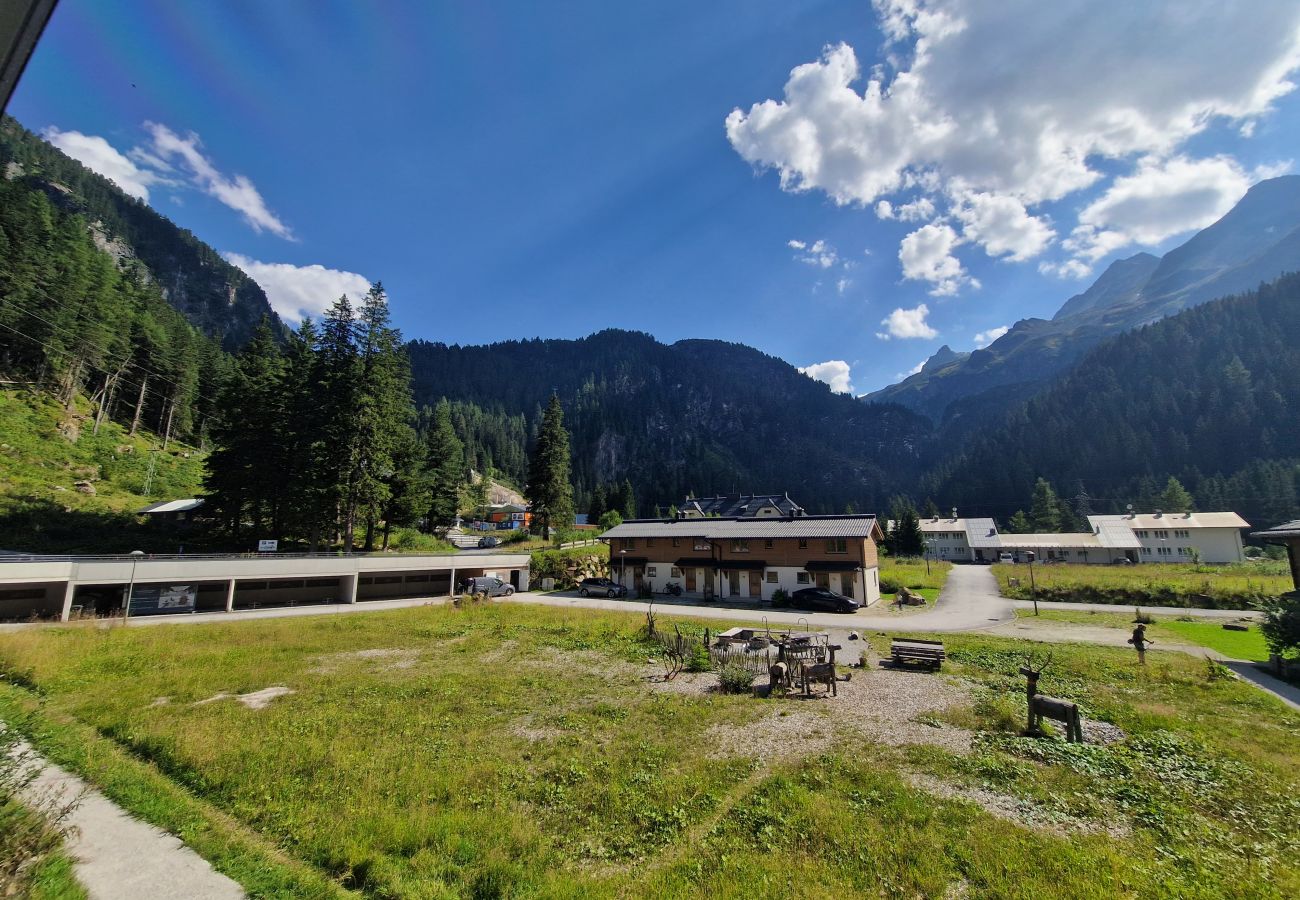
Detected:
left=1154, top=509, right=1163, bottom=518
left=1184, top=511, right=1192, bottom=519
left=951, top=507, right=958, bottom=521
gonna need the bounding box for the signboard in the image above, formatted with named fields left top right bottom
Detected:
left=128, top=584, right=197, bottom=616
left=258, top=539, right=278, bottom=552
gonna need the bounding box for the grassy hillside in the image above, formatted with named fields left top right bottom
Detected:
left=0, top=389, right=207, bottom=553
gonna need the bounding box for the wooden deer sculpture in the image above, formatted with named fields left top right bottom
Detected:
left=1019, top=652, right=1083, bottom=743
left=802, top=644, right=843, bottom=697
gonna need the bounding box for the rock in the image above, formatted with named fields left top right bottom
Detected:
left=74, top=480, right=96, bottom=495
left=849, top=631, right=860, bottom=641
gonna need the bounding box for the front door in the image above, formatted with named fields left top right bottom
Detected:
left=748, top=570, right=761, bottom=597
left=841, top=572, right=855, bottom=599
left=815, top=572, right=830, bottom=590
left=727, top=570, right=740, bottom=596
left=685, top=568, right=697, bottom=592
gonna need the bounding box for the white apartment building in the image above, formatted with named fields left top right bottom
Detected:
left=1087, top=512, right=1248, bottom=563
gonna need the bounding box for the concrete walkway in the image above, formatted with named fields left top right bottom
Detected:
left=13, top=741, right=244, bottom=900
left=1223, top=662, right=1300, bottom=712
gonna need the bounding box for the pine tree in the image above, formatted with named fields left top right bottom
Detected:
left=619, top=479, right=636, bottom=519
left=524, top=394, right=575, bottom=535
left=588, top=484, right=607, bottom=523
left=886, top=496, right=925, bottom=556
left=314, top=295, right=360, bottom=548
left=921, top=498, right=940, bottom=518
left=1007, top=510, right=1032, bottom=533
left=1029, top=478, right=1062, bottom=532
left=1158, top=476, right=1195, bottom=513
left=425, top=398, right=464, bottom=529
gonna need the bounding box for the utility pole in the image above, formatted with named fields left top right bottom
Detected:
left=1027, top=550, right=1038, bottom=615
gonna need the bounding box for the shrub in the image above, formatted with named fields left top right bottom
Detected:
left=770, top=588, right=790, bottom=608
left=717, top=662, right=755, bottom=695
left=1261, top=592, right=1300, bottom=661
left=879, top=576, right=901, bottom=593
left=685, top=642, right=711, bottom=673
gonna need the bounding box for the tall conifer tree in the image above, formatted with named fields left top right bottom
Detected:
left=525, top=394, right=575, bottom=535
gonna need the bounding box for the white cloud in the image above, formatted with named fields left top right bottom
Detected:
left=726, top=2, right=1300, bottom=289
left=952, top=191, right=1053, bottom=260
left=42, top=128, right=163, bottom=201
left=877, top=303, right=938, bottom=340
left=1038, top=258, right=1093, bottom=279
left=898, top=222, right=976, bottom=295
left=973, top=324, right=1010, bottom=348
left=895, top=196, right=936, bottom=222
left=836, top=277, right=852, bottom=294
left=39, top=122, right=294, bottom=239
left=142, top=123, right=293, bottom=239
left=790, top=237, right=838, bottom=268
left=895, top=358, right=926, bottom=379
left=223, top=253, right=370, bottom=323
left=1064, top=155, right=1255, bottom=261
left=798, top=359, right=855, bottom=393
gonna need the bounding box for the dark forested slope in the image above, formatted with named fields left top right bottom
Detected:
left=408, top=330, right=935, bottom=514
left=0, top=116, right=281, bottom=348
left=927, top=273, right=1300, bottom=526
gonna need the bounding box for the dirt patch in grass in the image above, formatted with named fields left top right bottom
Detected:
left=909, top=773, right=1132, bottom=839
left=194, top=687, right=294, bottom=710
left=309, top=647, right=423, bottom=674
left=683, top=666, right=976, bottom=761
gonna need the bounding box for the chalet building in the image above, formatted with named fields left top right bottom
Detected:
left=908, top=508, right=1249, bottom=564
left=602, top=515, right=883, bottom=605
left=678, top=493, right=804, bottom=518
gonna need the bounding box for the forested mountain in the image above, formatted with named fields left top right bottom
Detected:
left=0, top=116, right=281, bottom=349
left=0, top=160, right=229, bottom=448
left=407, top=331, right=935, bottom=515
left=867, top=176, right=1300, bottom=424
left=925, top=273, right=1300, bottom=527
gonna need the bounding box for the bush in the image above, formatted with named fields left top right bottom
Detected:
left=1261, top=592, right=1300, bottom=660
left=685, top=642, right=711, bottom=673
left=717, top=662, right=755, bottom=695
left=771, top=588, right=790, bottom=608
left=879, top=576, right=901, bottom=593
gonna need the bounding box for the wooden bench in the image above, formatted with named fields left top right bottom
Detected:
left=891, top=638, right=946, bottom=671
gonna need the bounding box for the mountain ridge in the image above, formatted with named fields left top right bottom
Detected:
left=867, top=175, right=1300, bottom=422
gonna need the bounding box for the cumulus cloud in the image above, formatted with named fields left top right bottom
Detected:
left=877, top=303, right=938, bottom=340
left=1038, top=258, right=1093, bottom=280
left=952, top=191, right=1054, bottom=261
left=973, top=324, right=1010, bottom=348
left=836, top=277, right=852, bottom=294
left=896, top=359, right=926, bottom=379
left=790, top=238, right=838, bottom=268
left=726, top=1, right=1300, bottom=290
left=798, top=359, right=855, bottom=393
left=223, top=253, right=370, bottom=322
left=898, top=222, right=976, bottom=295
left=42, top=128, right=164, bottom=201
left=1063, top=155, right=1256, bottom=262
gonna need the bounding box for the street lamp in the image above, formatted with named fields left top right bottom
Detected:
left=123, top=550, right=145, bottom=621
left=619, top=549, right=627, bottom=594
left=924, top=539, right=933, bottom=577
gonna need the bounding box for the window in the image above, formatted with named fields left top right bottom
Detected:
left=670, top=567, right=681, bottom=578
left=671, top=537, right=679, bottom=547
left=764, top=539, right=774, bottom=549
left=645, top=538, right=655, bottom=547
left=1178, top=547, right=1189, bottom=556
left=731, top=539, right=750, bottom=552
left=647, top=566, right=658, bottom=577
left=624, top=538, right=636, bottom=549
left=765, top=571, right=778, bottom=583
left=1141, top=547, right=1152, bottom=556
left=1175, top=529, right=1189, bottom=538
left=825, top=539, right=847, bottom=554
left=798, top=539, right=808, bottom=549
left=1135, top=530, right=1149, bottom=538
left=796, top=572, right=810, bottom=584
left=693, top=539, right=710, bottom=551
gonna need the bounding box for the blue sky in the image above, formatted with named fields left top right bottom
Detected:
left=11, top=1, right=1300, bottom=393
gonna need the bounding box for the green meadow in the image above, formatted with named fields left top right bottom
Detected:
left=0, top=602, right=1297, bottom=898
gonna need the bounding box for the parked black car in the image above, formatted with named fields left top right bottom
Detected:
left=477, top=535, right=500, bottom=548
left=789, top=587, right=860, bottom=613
left=578, top=577, right=627, bottom=598
left=460, top=576, right=514, bottom=597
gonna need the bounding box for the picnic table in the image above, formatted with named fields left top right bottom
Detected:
left=890, top=638, right=946, bottom=671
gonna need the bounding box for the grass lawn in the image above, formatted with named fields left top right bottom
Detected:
left=880, top=557, right=952, bottom=593
left=1011, top=608, right=1272, bottom=662
left=1, top=602, right=1298, bottom=898
left=993, top=561, right=1291, bottom=609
